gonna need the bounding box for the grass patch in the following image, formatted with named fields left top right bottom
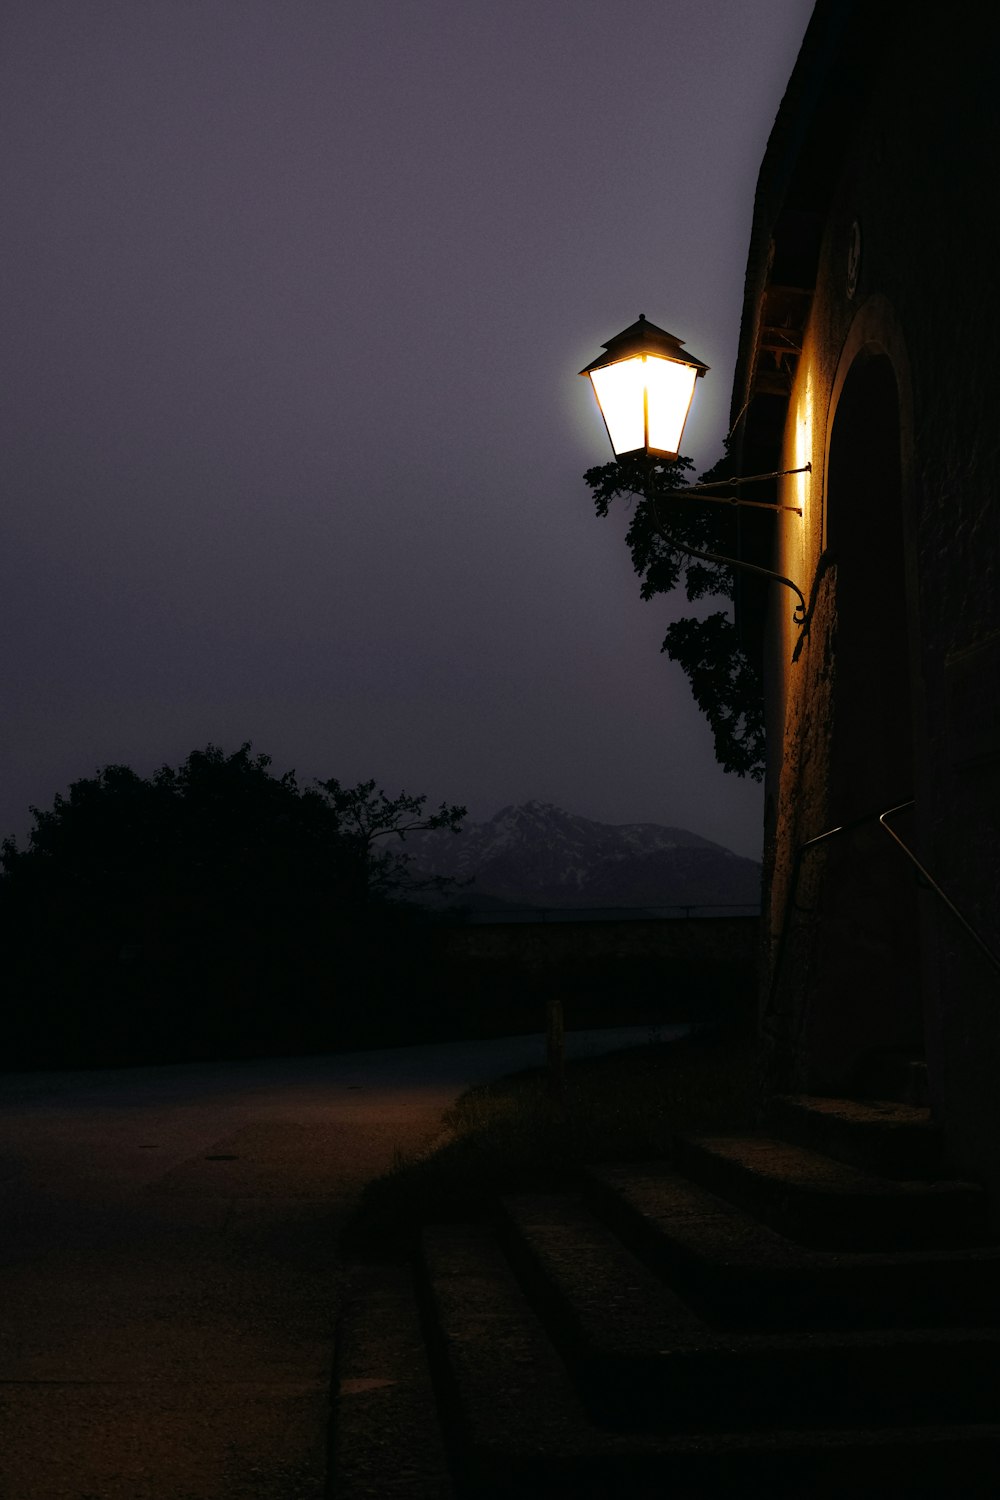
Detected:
left=342, top=1029, right=756, bottom=1257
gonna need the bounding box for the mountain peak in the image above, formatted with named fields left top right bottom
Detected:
left=411, top=803, right=760, bottom=911
left=492, top=799, right=559, bottom=820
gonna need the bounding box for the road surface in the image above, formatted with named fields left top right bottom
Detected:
left=0, top=1026, right=676, bottom=1500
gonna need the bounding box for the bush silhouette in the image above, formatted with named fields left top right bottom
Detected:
left=0, top=745, right=464, bottom=1068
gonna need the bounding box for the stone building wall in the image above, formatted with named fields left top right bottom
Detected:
left=736, top=0, right=1000, bottom=1205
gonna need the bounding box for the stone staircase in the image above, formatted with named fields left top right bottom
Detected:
left=332, top=1096, right=1000, bottom=1497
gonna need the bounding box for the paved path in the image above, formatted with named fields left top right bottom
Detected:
left=0, top=1027, right=673, bottom=1500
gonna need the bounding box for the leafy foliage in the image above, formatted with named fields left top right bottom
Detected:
left=0, top=745, right=466, bottom=1067
left=585, top=453, right=765, bottom=780
left=6, top=744, right=342, bottom=899
left=315, top=777, right=466, bottom=900
left=660, top=613, right=765, bottom=780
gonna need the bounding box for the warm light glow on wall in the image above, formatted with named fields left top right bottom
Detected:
left=794, top=374, right=813, bottom=515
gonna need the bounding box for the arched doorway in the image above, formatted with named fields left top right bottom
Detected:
left=803, top=351, right=923, bottom=1095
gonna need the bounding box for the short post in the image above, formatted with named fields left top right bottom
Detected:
left=546, top=991, right=565, bottom=1102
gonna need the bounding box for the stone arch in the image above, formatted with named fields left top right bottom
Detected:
left=802, top=330, right=923, bottom=1095
left=826, top=350, right=912, bottom=818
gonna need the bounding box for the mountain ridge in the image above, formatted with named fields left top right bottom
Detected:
left=408, top=800, right=761, bottom=911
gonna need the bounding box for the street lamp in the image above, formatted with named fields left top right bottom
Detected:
left=579, top=313, right=709, bottom=462
left=580, top=313, right=809, bottom=626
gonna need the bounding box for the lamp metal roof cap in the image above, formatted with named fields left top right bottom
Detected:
left=579, top=313, right=709, bottom=377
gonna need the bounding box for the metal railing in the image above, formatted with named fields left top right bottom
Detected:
left=769, top=797, right=1000, bottom=1024
left=878, top=801, right=1000, bottom=978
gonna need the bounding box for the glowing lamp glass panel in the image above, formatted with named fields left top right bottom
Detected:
left=589, top=354, right=699, bottom=459
left=645, top=357, right=699, bottom=457
left=589, top=358, right=646, bottom=457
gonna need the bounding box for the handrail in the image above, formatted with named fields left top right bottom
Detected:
left=767, top=799, right=910, bottom=1017
left=878, top=801, right=1000, bottom=977
left=768, top=797, right=1000, bottom=1026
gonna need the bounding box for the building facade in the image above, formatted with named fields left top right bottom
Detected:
left=732, top=1, right=1000, bottom=1211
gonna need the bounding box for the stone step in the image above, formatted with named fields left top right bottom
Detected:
left=419, top=1221, right=598, bottom=1488
left=332, top=1263, right=455, bottom=1500
left=418, top=1222, right=1000, bottom=1497
left=854, top=1051, right=931, bottom=1107
left=584, top=1161, right=1000, bottom=1329
left=496, top=1192, right=704, bottom=1429
left=498, top=1193, right=1000, bottom=1432
left=672, top=1133, right=989, bottom=1250
left=766, top=1093, right=950, bottom=1179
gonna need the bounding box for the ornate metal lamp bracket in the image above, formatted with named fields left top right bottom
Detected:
left=639, top=463, right=809, bottom=628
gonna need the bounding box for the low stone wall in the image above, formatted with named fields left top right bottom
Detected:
left=436, top=915, right=759, bottom=1035
left=443, top=915, right=758, bottom=968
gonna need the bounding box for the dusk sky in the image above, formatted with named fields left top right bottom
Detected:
left=2, top=1, right=815, bottom=860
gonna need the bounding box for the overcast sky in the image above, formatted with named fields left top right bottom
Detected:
left=2, top=0, right=815, bottom=860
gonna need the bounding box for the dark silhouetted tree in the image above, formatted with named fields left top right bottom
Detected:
left=0, top=745, right=465, bottom=1067
left=315, top=777, right=466, bottom=900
